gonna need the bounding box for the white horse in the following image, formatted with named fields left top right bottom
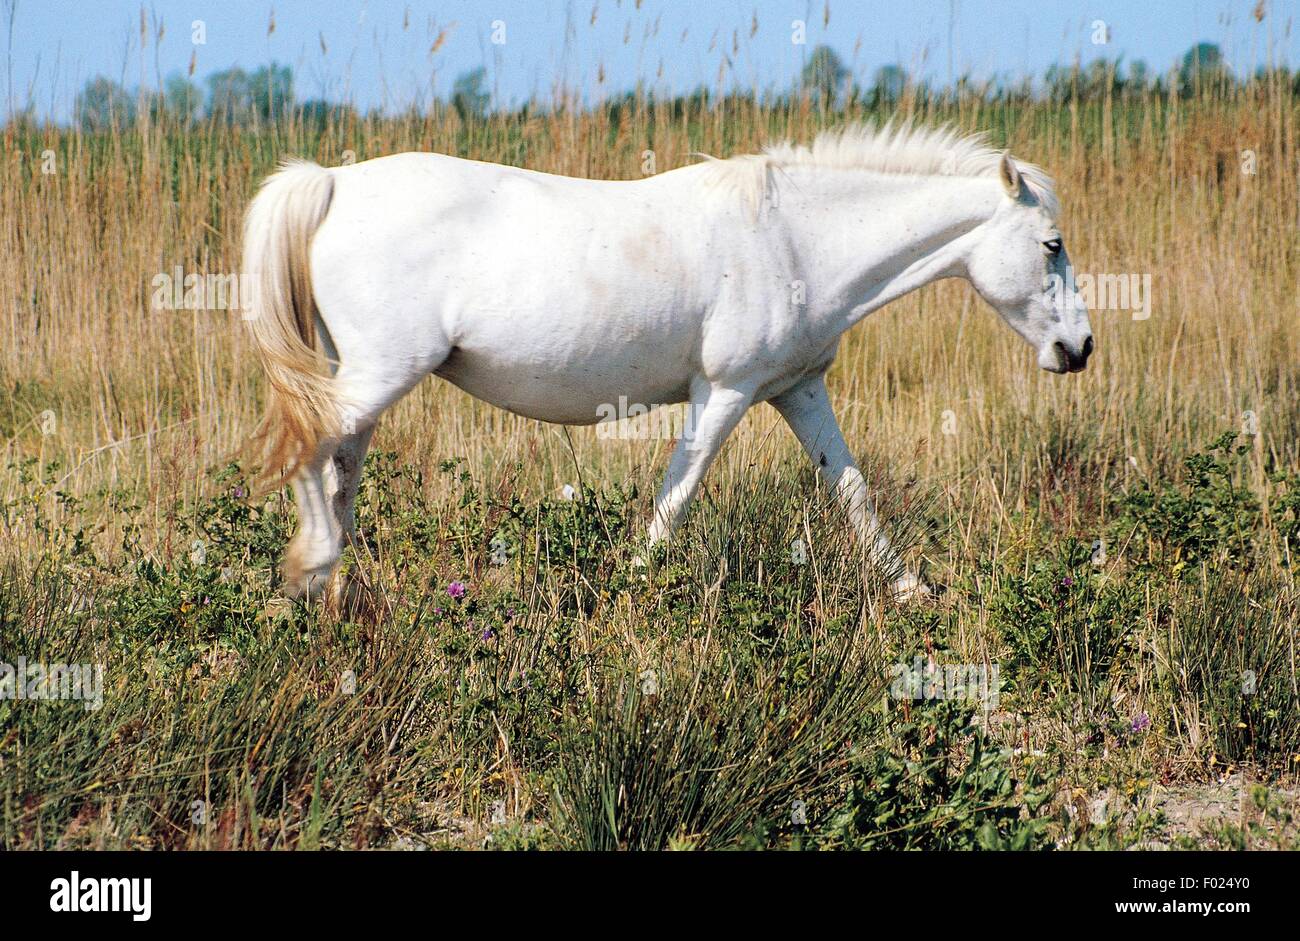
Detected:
left=241, top=122, right=1092, bottom=602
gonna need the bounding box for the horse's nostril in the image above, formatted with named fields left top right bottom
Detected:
left=1052, top=339, right=1088, bottom=372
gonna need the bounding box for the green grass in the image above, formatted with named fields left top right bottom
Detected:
left=2, top=426, right=1295, bottom=849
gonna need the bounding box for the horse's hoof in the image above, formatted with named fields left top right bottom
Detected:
left=282, top=556, right=336, bottom=604
left=326, top=573, right=376, bottom=620
left=260, top=597, right=294, bottom=622
left=891, top=574, right=933, bottom=604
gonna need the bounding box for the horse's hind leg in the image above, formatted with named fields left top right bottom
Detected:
left=283, top=441, right=344, bottom=602
left=283, top=424, right=377, bottom=601
left=268, top=421, right=377, bottom=610
left=331, top=423, right=377, bottom=548
left=282, top=356, right=434, bottom=601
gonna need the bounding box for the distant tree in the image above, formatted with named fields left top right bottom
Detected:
left=1125, top=60, right=1151, bottom=95
left=1082, top=59, right=1119, bottom=96
left=801, top=45, right=851, bottom=107
left=1179, top=42, right=1230, bottom=95
left=1246, top=63, right=1299, bottom=96
left=207, top=67, right=253, bottom=123
left=207, top=63, right=293, bottom=124
left=297, top=98, right=331, bottom=125
left=249, top=63, right=294, bottom=121
left=162, top=74, right=202, bottom=122
left=74, top=76, right=134, bottom=131
left=1251, top=64, right=1292, bottom=87
left=452, top=67, right=489, bottom=123
left=604, top=88, right=642, bottom=128
left=1044, top=59, right=1127, bottom=102
left=870, top=64, right=907, bottom=106
left=666, top=85, right=712, bottom=120
left=1043, top=63, right=1069, bottom=101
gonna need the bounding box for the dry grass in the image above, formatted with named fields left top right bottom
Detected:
left=2, top=86, right=1296, bottom=560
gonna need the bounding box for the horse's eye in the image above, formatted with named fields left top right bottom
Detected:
left=1043, top=238, right=1063, bottom=255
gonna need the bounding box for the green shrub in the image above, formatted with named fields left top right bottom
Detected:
left=987, top=538, right=1142, bottom=716
left=818, top=699, right=1054, bottom=850
left=1118, top=432, right=1286, bottom=570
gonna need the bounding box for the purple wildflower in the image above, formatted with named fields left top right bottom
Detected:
left=1130, top=712, right=1151, bottom=734
left=448, top=581, right=467, bottom=600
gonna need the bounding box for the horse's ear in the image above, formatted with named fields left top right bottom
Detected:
left=998, top=151, right=1024, bottom=198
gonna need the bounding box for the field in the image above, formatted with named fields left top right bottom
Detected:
left=1, top=65, right=1298, bottom=850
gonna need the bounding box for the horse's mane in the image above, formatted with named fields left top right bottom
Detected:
left=699, top=121, right=1059, bottom=219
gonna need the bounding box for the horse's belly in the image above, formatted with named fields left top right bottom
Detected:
left=434, top=343, right=692, bottom=425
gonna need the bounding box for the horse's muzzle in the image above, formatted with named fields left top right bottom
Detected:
left=1052, top=336, right=1093, bottom=373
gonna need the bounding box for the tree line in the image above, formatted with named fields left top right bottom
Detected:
left=66, top=42, right=1295, bottom=131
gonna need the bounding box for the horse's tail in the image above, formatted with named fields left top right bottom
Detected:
left=242, top=159, right=340, bottom=489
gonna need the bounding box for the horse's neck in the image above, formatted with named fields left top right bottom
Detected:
left=776, top=168, right=1001, bottom=332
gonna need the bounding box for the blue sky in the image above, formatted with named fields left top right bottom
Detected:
left=11, top=0, right=1297, bottom=119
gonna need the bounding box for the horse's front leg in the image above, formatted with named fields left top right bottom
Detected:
left=770, top=373, right=930, bottom=601
left=647, top=380, right=753, bottom=545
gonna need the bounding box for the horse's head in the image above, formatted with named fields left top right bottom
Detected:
left=965, top=153, right=1093, bottom=373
